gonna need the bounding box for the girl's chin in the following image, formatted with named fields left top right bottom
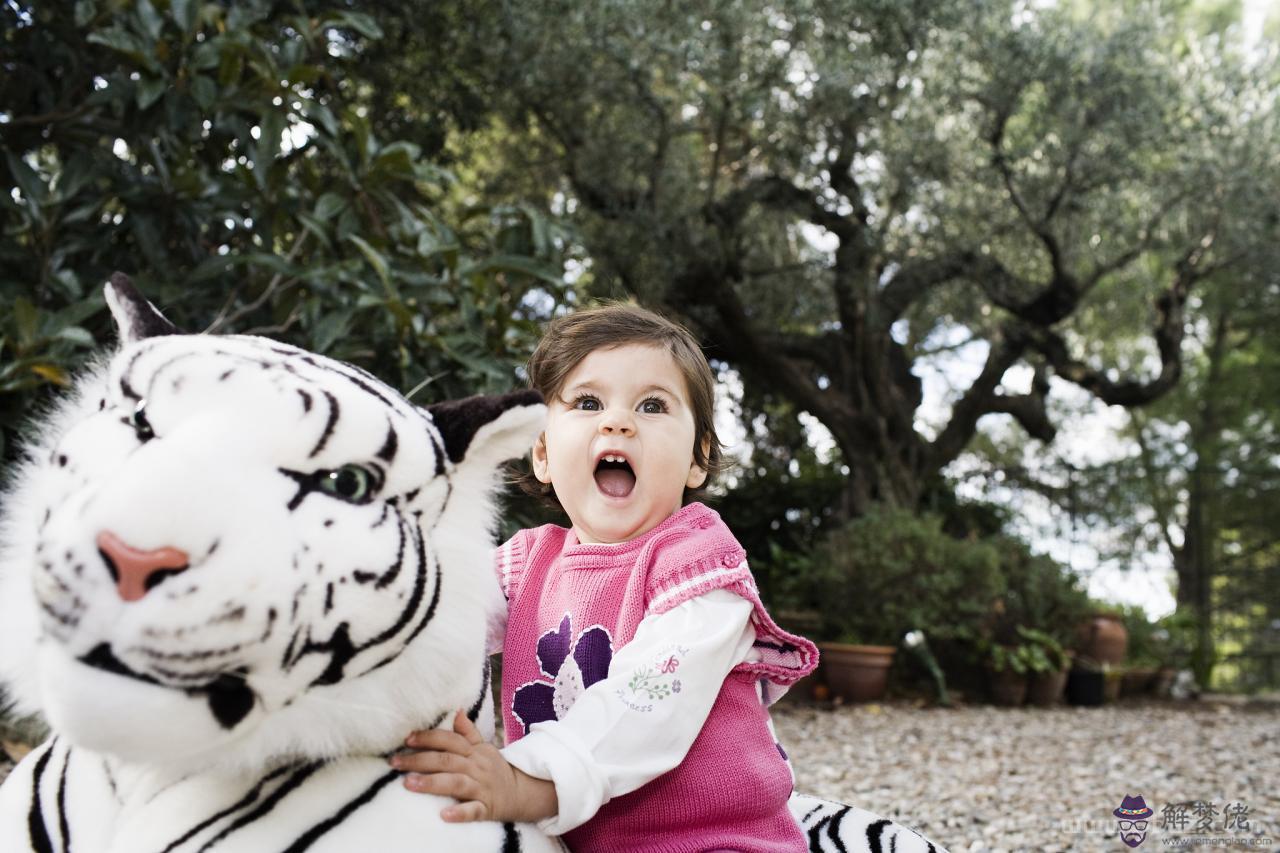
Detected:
left=573, top=509, right=665, bottom=544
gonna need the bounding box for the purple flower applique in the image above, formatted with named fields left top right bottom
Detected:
left=512, top=614, right=613, bottom=736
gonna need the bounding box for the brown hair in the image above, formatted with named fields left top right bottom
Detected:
left=515, top=302, right=724, bottom=508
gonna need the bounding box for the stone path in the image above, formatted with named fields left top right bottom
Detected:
left=773, top=700, right=1279, bottom=852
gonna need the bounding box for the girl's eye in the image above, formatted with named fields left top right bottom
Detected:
left=639, top=397, right=667, bottom=414
left=571, top=394, right=601, bottom=411
left=318, top=464, right=382, bottom=504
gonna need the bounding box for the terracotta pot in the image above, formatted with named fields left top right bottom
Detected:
left=1076, top=613, right=1128, bottom=665
left=988, top=667, right=1028, bottom=706
left=818, top=643, right=895, bottom=702
left=1122, top=668, right=1157, bottom=697
left=1027, top=668, right=1069, bottom=707
left=778, top=668, right=820, bottom=704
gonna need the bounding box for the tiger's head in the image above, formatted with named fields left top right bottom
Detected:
left=0, top=276, right=544, bottom=772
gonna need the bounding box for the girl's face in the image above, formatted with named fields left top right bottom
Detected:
left=532, top=343, right=708, bottom=545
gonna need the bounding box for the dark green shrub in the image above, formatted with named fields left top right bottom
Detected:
left=807, top=508, right=1005, bottom=648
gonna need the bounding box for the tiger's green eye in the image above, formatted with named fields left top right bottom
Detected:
left=131, top=399, right=155, bottom=441
left=318, top=465, right=380, bottom=504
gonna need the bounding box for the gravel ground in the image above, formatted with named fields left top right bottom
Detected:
left=3, top=701, right=1276, bottom=852
left=773, top=699, right=1280, bottom=852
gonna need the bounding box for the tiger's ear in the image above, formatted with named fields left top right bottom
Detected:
left=426, top=391, right=545, bottom=472
left=104, top=272, right=183, bottom=345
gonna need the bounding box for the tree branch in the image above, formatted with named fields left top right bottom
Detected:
left=1020, top=233, right=1212, bottom=406
left=926, top=324, right=1029, bottom=469
left=878, top=250, right=975, bottom=323
left=986, top=365, right=1055, bottom=442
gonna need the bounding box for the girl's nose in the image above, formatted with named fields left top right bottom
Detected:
left=598, top=409, right=635, bottom=435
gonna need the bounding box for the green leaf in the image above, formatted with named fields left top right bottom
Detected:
left=188, top=253, right=237, bottom=283
left=136, top=75, right=168, bottom=110
left=86, top=26, right=148, bottom=58
left=170, top=0, right=197, bottom=33
left=314, top=192, right=347, bottom=221
left=135, top=0, right=163, bottom=42
left=304, top=101, right=340, bottom=139
left=190, top=74, right=217, bottom=109
left=56, top=327, right=97, bottom=348
left=296, top=212, right=333, bottom=250
left=328, top=12, right=383, bottom=40
left=12, top=298, right=39, bottom=348
left=346, top=234, right=391, bottom=288
left=458, top=254, right=563, bottom=285
left=311, top=311, right=353, bottom=354
left=54, top=153, right=96, bottom=202
left=74, top=0, right=97, bottom=27
left=5, top=152, right=47, bottom=206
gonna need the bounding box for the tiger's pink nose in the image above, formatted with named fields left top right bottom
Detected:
left=96, top=531, right=190, bottom=602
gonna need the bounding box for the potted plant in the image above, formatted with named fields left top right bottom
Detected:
left=985, top=641, right=1036, bottom=706
left=1017, top=626, right=1072, bottom=706
left=806, top=510, right=1005, bottom=703
left=1119, top=605, right=1170, bottom=697
left=818, top=637, right=898, bottom=703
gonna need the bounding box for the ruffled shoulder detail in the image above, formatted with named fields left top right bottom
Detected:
left=641, top=504, right=818, bottom=699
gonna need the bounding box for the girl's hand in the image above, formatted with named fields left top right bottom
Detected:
left=393, top=710, right=558, bottom=824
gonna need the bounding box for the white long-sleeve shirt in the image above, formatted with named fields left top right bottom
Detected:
left=499, top=588, right=757, bottom=835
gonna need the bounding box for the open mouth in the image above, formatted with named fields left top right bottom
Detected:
left=80, top=643, right=256, bottom=729
left=594, top=454, right=636, bottom=498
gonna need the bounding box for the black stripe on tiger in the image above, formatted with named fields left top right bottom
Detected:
left=376, top=421, right=398, bottom=463
left=371, top=509, right=408, bottom=589
left=865, top=816, right=889, bottom=853
left=56, top=747, right=71, bottom=853
left=467, top=661, right=491, bottom=723
left=156, top=765, right=293, bottom=853
left=807, top=812, right=834, bottom=852
left=357, top=534, right=442, bottom=678
left=194, top=762, right=324, bottom=853
left=294, top=354, right=400, bottom=410
left=281, top=770, right=400, bottom=853
left=502, top=822, right=522, bottom=853
left=27, top=739, right=56, bottom=853
left=308, top=391, right=340, bottom=459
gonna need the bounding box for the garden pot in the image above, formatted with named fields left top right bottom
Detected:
left=1151, top=666, right=1176, bottom=698
left=1065, top=668, right=1105, bottom=706
left=1122, top=667, right=1157, bottom=697
left=1076, top=613, right=1128, bottom=666
left=778, top=668, right=821, bottom=703
left=1103, top=670, right=1123, bottom=702
left=1027, top=668, right=1069, bottom=707
left=818, top=643, right=895, bottom=702
left=987, top=667, right=1028, bottom=706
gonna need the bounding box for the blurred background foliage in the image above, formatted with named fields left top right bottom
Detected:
left=2, top=0, right=1278, bottom=696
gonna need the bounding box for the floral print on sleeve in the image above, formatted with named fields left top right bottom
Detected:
left=615, top=643, right=690, bottom=713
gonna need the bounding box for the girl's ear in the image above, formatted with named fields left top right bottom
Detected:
left=686, top=435, right=711, bottom=489
left=685, top=463, right=708, bottom=490
left=531, top=431, right=552, bottom=483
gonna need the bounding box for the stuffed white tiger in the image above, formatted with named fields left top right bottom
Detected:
left=0, top=277, right=945, bottom=853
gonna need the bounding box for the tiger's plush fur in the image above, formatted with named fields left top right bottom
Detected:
left=0, top=278, right=946, bottom=852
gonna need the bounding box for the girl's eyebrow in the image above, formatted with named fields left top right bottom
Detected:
left=561, top=381, right=682, bottom=400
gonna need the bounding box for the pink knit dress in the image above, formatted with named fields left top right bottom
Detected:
left=496, top=502, right=819, bottom=852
